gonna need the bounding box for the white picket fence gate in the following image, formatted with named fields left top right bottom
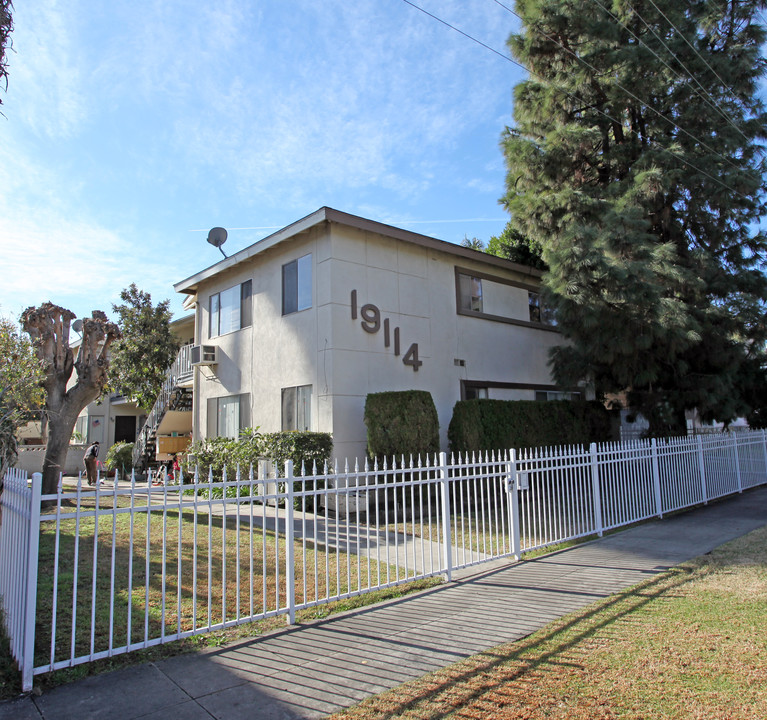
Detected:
left=2, top=430, right=767, bottom=691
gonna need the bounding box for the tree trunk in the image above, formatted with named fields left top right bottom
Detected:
left=41, top=405, right=83, bottom=495
left=21, top=304, right=121, bottom=502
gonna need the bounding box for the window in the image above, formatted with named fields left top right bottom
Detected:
left=457, top=273, right=483, bottom=313
left=465, top=386, right=488, bottom=400
left=282, top=254, right=312, bottom=315
left=281, top=385, right=312, bottom=431
left=207, top=394, right=251, bottom=438
left=74, top=415, right=87, bottom=441
left=528, top=291, right=557, bottom=326
left=209, top=280, right=252, bottom=338
left=535, top=390, right=582, bottom=401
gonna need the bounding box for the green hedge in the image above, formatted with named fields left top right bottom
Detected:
left=262, top=431, right=334, bottom=474
left=187, top=428, right=333, bottom=480
left=448, top=400, right=614, bottom=453
left=364, top=390, right=439, bottom=460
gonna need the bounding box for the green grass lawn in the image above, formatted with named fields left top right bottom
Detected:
left=328, top=525, right=767, bottom=720
left=0, top=494, right=441, bottom=700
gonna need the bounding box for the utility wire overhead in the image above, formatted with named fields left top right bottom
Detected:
left=646, top=0, right=741, bottom=101
left=490, top=0, right=754, bottom=177
left=400, top=0, right=756, bottom=201
left=584, top=0, right=750, bottom=143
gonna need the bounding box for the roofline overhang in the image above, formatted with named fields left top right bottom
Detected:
left=173, top=207, right=543, bottom=295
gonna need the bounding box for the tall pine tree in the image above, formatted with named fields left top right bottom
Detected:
left=502, top=0, right=767, bottom=433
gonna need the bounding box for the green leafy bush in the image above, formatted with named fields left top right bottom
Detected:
left=187, top=427, right=264, bottom=482
left=364, top=390, right=439, bottom=461
left=104, top=441, right=134, bottom=475
left=262, top=431, right=334, bottom=475
left=448, top=400, right=614, bottom=453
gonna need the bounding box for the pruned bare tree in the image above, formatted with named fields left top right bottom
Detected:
left=21, top=303, right=121, bottom=495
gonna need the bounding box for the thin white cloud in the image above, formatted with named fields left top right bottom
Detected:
left=8, top=0, right=88, bottom=138
left=162, top=0, right=519, bottom=203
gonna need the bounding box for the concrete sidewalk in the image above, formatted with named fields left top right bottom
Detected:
left=4, top=486, right=767, bottom=720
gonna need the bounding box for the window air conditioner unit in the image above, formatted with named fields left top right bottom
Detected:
left=190, top=344, right=218, bottom=366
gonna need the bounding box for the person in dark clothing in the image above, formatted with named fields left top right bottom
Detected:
left=83, top=441, right=100, bottom=486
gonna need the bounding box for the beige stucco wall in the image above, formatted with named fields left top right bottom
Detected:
left=323, top=224, right=562, bottom=458
left=190, top=221, right=563, bottom=462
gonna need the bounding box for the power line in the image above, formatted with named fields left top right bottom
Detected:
left=585, top=0, right=749, bottom=143
left=490, top=0, right=751, bottom=176
left=646, top=0, right=740, bottom=101
left=399, top=0, right=756, bottom=201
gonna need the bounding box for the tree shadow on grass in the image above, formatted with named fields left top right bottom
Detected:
left=328, top=563, right=699, bottom=720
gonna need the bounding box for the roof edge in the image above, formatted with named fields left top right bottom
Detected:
left=174, top=207, right=542, bottom=294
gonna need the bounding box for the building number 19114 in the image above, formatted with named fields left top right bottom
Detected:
left=350, top=290, right=422, bottom=371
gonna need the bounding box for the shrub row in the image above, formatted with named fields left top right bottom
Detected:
left=187, top=428, right=333, bottom=480
left=447, top=399, right=614, bottom=452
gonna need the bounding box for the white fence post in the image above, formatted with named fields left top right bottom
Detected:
left=590, top=443, right=604, bottom=537
left=439, top=452, right=452, bottom=582
left=697, top=435, right=708, bottom=505
left=761, top=430, right=767, bottom=483
left=284, top=460, right=296, bottom=625
left=21, top=473, right=42, bottom=692
left=508, top=450, right=521, bottom=561
left=731, top=433, right=743, bottom=494
left=651, top=438, right=663, bottom=518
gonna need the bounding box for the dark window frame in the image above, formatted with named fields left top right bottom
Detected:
left=454, top=266, right=558, bottom=333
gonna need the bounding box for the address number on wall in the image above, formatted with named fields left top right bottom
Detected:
left=350, top=290, right=422, bottom=371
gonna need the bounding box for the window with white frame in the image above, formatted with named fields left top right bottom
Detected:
left=209, top=280, right=252, bottom=339
left=457, top=273, right=483, bottom=313
left=206, top=394, right=251, bottom=438
left=281, top=385, right=311, bottom=431
left=282, top=254, right=312, bottom=315
left=74, top=415, right=87, bottom=441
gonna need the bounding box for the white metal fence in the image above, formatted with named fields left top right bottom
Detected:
left=2, top=430, right=766, bottom=691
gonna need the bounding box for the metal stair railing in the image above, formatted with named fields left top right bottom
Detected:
left=132, top=346, right=193, bottom=469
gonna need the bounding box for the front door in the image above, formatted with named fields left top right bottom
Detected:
left=114, top=415, right=137, bottom=443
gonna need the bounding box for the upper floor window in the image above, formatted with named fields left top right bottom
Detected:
left=457, top=273, right=483, bottom=313
left=209, top=280, right=252, bottom=338
left=282, top=385, right=311, bottom=431
left=528, top=291, right=557, bottom=326
left=282, top=254, right=312, bottom=315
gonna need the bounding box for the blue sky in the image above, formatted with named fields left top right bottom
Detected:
left=0, top=0, right=525, bottom=323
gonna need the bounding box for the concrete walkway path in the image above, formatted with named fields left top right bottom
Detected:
left=4, top=486, right=767, bottom=720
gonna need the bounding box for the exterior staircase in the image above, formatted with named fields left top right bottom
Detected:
left=132, top=346, right=194, bottom=473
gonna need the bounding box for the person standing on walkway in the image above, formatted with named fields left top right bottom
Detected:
left=83, top=441, right=100, bottom=485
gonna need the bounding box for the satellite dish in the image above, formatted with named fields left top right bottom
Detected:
left=207, top=227, right=228, bottom=258
left=72, top=319, right=83, bottom=334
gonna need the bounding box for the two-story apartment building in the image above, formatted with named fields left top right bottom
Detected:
left=174, top=207, right=575, bottom=460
